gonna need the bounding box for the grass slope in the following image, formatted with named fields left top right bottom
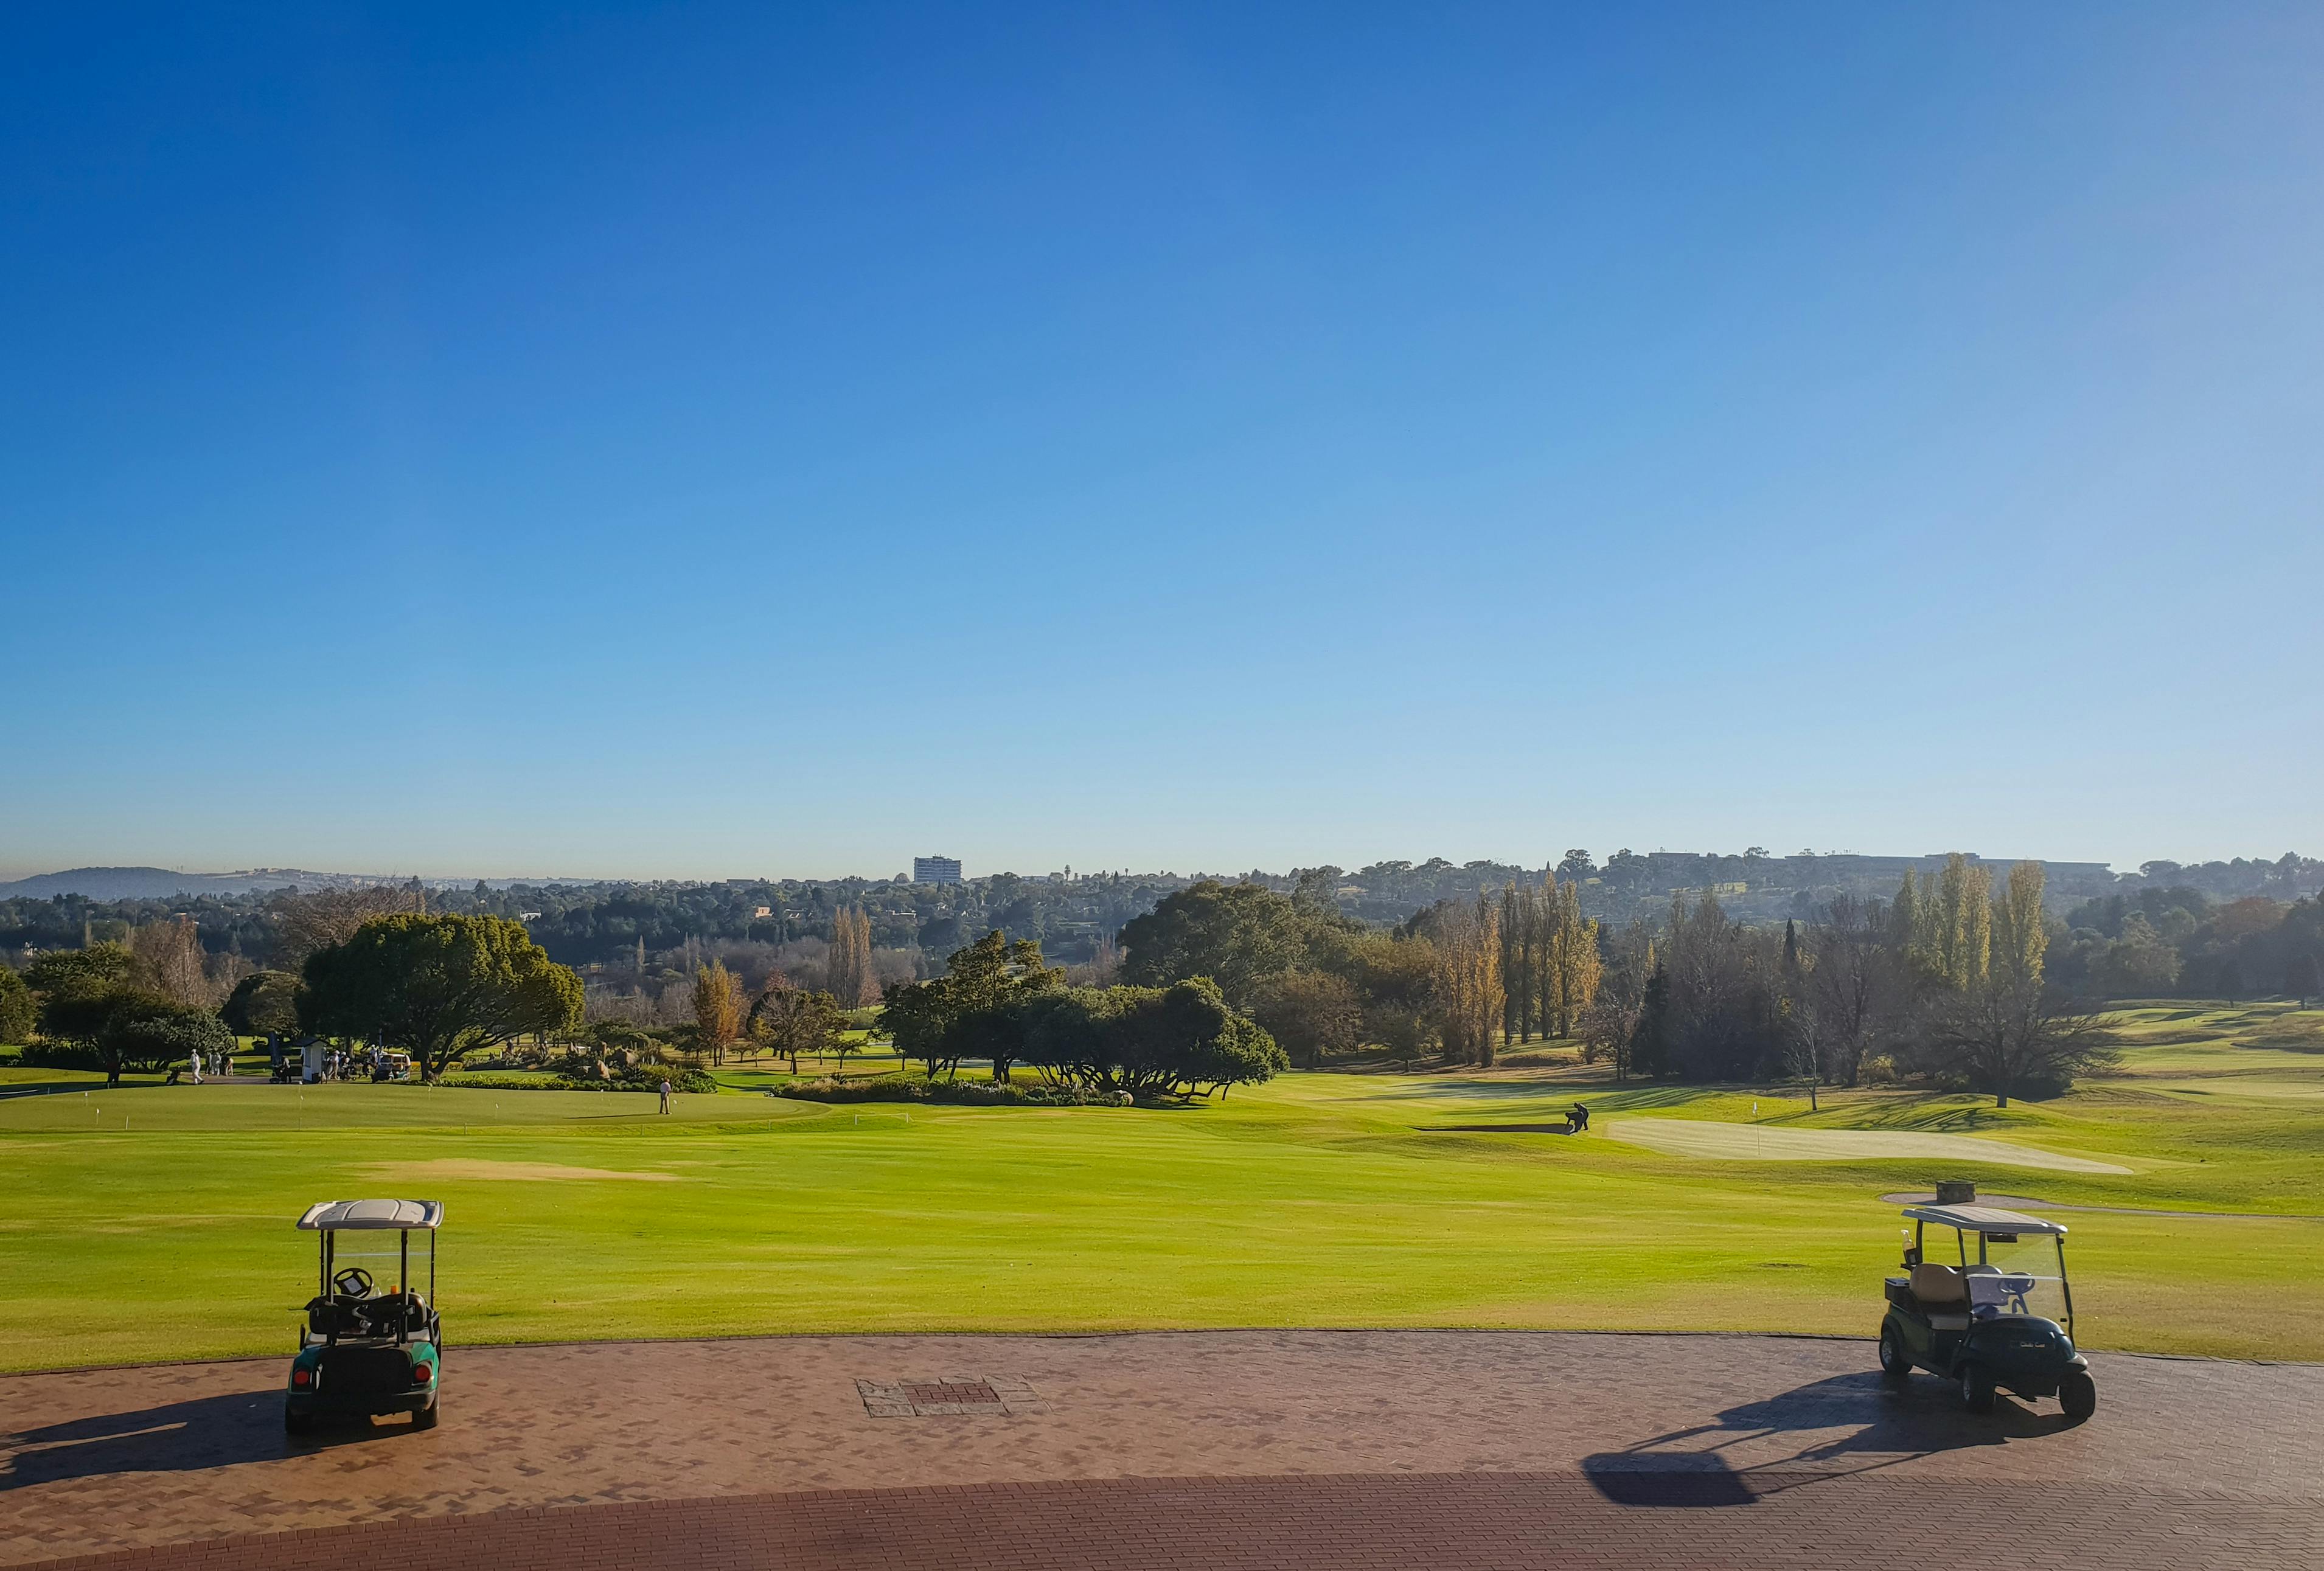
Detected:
left=1, top=1005, right=2318, bottom=1372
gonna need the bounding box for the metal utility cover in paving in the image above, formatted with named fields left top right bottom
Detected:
left=857, top=1374, right=1045, bottom=1416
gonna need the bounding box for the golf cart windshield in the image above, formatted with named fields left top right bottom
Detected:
left=1902, top=1204, right=2073, bottom=1336
left=1965, top=1232, right=2070, bottom=1329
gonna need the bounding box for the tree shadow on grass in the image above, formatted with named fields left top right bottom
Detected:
left=1582, top=1370, right=2081, bottom=1508
left=2, top=1390, right=419, bottom=1489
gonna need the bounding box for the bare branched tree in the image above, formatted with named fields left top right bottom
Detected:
left=274, top=883, right=426, bottom=967
left=130, top=917, right=215, bottom=1007
left=1923, top=982, right=2117, bottom=1107
left=1804, top=894, right=1902, bottom=1087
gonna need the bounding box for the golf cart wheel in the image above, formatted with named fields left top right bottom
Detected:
left=284, top=1407, right=313, bottom=1437
left=1878, top=1324, right=1912, bottom=1379
left=2058, top=1370, right=2096, bottom=1423
left=1958, top=1363, right=1996, bottom=1414
left=413, top=1398, right=440, bottom=1431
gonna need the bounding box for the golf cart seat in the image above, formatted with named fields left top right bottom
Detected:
left=305, top=1291, right=430, bottom=1340
left=1910, top=1262, right=1966, bottom=1302
left=1909, top=1263, right=1973, bottom=1329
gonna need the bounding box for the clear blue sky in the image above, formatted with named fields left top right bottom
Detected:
left=4, top=4, right=2319, bottom=882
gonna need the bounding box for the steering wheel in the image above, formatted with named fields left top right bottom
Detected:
left=332, top=1266, right=375, bottom=1299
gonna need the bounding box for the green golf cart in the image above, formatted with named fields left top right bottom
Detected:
left=1877, top=1199, right=2095, bottom=1422
left=285, top=1199, right=444, bottom=1434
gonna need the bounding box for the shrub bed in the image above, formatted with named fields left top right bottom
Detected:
left=15, top=1041, right=106, bottom=1072
left=445, top=1069, right=718, bottom=1094
left=768, top=1074, right=1119, bottom=1107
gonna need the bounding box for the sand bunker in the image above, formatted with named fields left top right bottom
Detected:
left=365, top=1159, right=680, bottom=1182
left=1604, top=1117, right=2131, bottom=1174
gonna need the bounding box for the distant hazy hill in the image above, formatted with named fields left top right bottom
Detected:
left=0, top=867, right=367, bottom=901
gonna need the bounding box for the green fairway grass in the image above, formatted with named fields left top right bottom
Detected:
left=2, top=1005, right=2318, bottom=1372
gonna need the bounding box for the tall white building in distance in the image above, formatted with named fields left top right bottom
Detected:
left=913, top=856, right=963, bottom=885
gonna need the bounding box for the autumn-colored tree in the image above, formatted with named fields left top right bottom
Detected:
left=1427, top=895, right=1503, bottom=1066
left=1546, top=877, right=1601, bottom=1035
left=1933, top=854, right=1993, bottom=990
left=692, top=960, right=743, bottom=1064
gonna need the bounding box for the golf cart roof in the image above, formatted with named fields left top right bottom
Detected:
left=1902, top=1203, right=2065, bottom=1237
left=297, top=1199, right=445, bottom=1232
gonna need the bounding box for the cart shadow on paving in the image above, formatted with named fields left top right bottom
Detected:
left=1579, top=1370, right=2081, bottom=1508
left=1, top=1389, right=420, bottom=1490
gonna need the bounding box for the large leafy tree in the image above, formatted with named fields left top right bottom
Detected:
left=111, top=1002, right=234, bottom=1083
left=300, top=914, right=582, bottom=1083
left=24, top=943, right=136, bottom=1000
left=1246, top=970, right=1361, bottom=1067
left=33, top=977, right=224, bottom=1084
left=0, top=966, right=34, bottom=1047
left=883, top=930, right=1063, bottom=1081
left=26, top=945, right=147, bottom=1083
left=1118, top=881, right=1357, bottom=1006
left=220, top=969, right=301, bottom=1038
left=749, top=984, right=845, bottom=1072
left=1013, top=977, right=1285, bottom=1098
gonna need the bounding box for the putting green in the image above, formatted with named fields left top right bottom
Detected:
left=1602, top=1117, right=2133, bottom=1174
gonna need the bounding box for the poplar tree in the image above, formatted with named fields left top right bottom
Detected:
left=1551, top=879, right=1601, bottom=1035
left=827, top=906, right=875, bottom=1008
left=1499, top=884, right=1524, bottom=1042
left=1892, top=870, right=1921, bottom=969
left=1428, top=895, right=1503, bottom=1065
left=1992, top=861, right=2048, bottom=989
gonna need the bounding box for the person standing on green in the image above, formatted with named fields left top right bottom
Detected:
left=658, top=1077, right=673, bottom=1114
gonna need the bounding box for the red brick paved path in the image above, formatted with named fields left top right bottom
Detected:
left=26, top=1472, right=2321, bottom=1571
left=7, top=1333, right=2320, bottom=1569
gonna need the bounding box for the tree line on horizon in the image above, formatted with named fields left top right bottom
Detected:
left=4, top=853, right=2320, bottom=1103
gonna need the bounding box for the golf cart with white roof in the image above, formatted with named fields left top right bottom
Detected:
left=285, top=1199, right=444, bottom=1434
left=1879, top=1197, right=2095, bottom=1422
